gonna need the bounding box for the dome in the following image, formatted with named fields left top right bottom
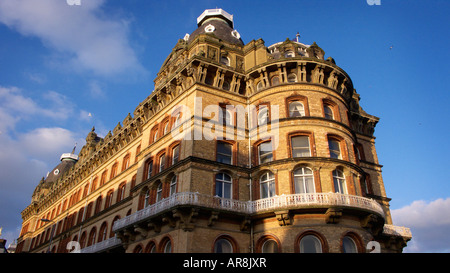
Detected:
left=187, top=9, right=244, bottom=46
left=44, top=155, right=77, bottom=184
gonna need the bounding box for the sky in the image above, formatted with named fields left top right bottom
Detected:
left=0, top=0, right=449, bottom=253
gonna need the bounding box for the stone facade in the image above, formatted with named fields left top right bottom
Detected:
left=16, top=9, right=410, bottom=253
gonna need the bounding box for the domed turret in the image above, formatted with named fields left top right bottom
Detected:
left=187, top=9, right=243, bottom=46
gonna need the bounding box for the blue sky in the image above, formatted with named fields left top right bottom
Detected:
left=0, top=0, right=449, bottom=253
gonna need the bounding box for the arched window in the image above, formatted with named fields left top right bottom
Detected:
left=220, top=56, right=230, bottom=66
left=98, top=222, right=108, bottom=243
left=333, top=168, right=347, bottom=194
left=156, top=183, right=163, bottom=202
left=300, top=235, right=322, bottom=253
left=287, top=73, right=297, bottom=83
left=145, top=241, right=157, bottom=253
left=284, top=50, right=295, bottom=58
left=271, top=76, right=280, bottom=86
left=342, top=236, right=358, bottom=253
left=260, top=172, right=275, bottom=199
left=215, top=173, right=232, bottom=199
left=144, top=188, right=151, bottom=208
left=256, top=81, right=264, bottom=91
left=293, top=167, right=315, bottom=194
left=133, top=245, right=143, bottom=253
left=163, top=239, right=172, bottom=253
left=117, top=182, right=126, bottom=202
left=262, top=239, right=279, bottom=253
left=257, top=105, right=269, bottom=125
left=214, top=238, right=233, bottom=253
left=169, top=176, right=177, bottom=196
left=289, top=101, right=305, bottom=117
left=87, top=228, right=96, bottom=247
left=122, top=154, right=130, bottom=171
left=324, top=105, right=334, bottom=120
left=105, top=190, right=114, bottom=209
left=171, top=145, right=180, bottom=165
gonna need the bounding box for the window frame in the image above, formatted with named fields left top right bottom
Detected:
left=215, top=173, right=233, bottom=199
left=292, top=166, right=316, bottom=194
left=285, top=95, right=309, bottom=117
left=259, top=171, right=276, bottom=199
left=216, top=141, right=235, bottom=165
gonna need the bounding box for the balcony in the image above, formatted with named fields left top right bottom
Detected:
left=80, top=236, right=122, bottom=253
left=382, top=224, right=412, bottom=239
left=113, top=192, right=385, bottom=232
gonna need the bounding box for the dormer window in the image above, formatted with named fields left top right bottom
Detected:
left=220, top=56, right=230, bottom=66
left=285, top=50, right=295, bottom=58
left=205, top=24, right=215, bottom=33
left=231, top=30, right=240, bottom=39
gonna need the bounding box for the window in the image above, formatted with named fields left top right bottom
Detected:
left=342, top=236, right=358, bottom=253
left=122, top=154, right=130, bottom=171
left=105, top=190, right=113, bottom=209
left=256, top=81, right=264, bottom=91
left=215, top=173, right=232, bottom=199
left=333, top=168, right=347, bottom=194
left=145, top=159, right=153, bottom=180
left=87, top=228, right=97, bottom=247
left=110, top=163, right=118, bottom=179
left=262, top=239, right=279, bottom=253
left=163, top=240, right=172, bottom=253
left=159, top=154, right=166, bottom=172
left=222, top=81, right=230, bottom=91
left=220, top=106, right=233, bottom=127
left=144, top=189, right=150, bottom=208
left=289, top=101, right=305, bottom=117
left=287, top=73, right=297, bottom=83
left=220, top=56, right=230, bottom=66
left=291, top=135, right=311, bottom=157
left=214, top=238, right=233, bottom=253
left=324, top=105, right=334, bottom=120
left=217, top=142, right=232, bottom=164
left=100, top=171, right=107, bottom=186
left=204, top=24, right=215, bottom=33
left=285, top=50, right=295, bottom=58
left=169, top=176, right=177, bottom=196
left=156, top=183, right=163, bottom=202
left=300, top=235, right=322, bottom=253
left=328, top=139, right=341, bottom=159
left=164, top=121, right=170, bottom=135
left=260, top=172, right=275, bottom=199
left=271, top=76, right=280, bottom=86
left=98, top=222, right=108, bottom=243
left=293, top=167, right=315, bottom=194
left=258, top=141, right=273, bottom=164
left=117, top=183, right=126, bottom=202
left=172, top=145, right=180, bottom=165
left=257, top=105, right=269, bottom=125
left=173, top=112, right=181, bottom=129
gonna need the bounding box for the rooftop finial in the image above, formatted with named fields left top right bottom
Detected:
left=71, top=142, right=77, bottom=154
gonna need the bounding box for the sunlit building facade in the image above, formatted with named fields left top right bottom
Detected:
left=16, top=9, right=411, bottom=253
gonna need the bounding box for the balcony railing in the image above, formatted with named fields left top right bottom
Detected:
left=113, top=192, right=385, bottom=232
left=80, top=236, right=122, bottom=253
left=382, top=224, right=412, bottom=239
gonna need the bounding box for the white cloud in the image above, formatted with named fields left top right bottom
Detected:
left=0, top=0, right=146, bottom=76
left=0, top=86, right=76, bottom=132
left=391, top=198, right=450, bottom=253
